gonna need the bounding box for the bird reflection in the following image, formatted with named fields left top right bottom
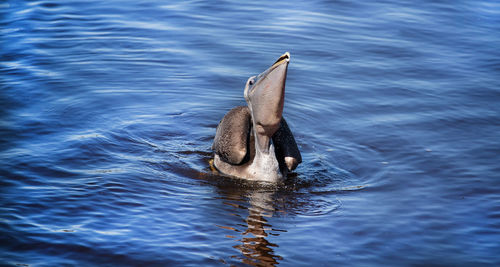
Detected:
left=218, top=189, right=284, bottom=266
left=202, top=161, right=289, bottom=265
left=234, top=191, right=283, bottom=266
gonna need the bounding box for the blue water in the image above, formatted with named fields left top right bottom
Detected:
left=1, top=0, right=500, bottom=266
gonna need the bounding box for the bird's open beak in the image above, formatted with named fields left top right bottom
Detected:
left=244, top=52, right=290, bottom=152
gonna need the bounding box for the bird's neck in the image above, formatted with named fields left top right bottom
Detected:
left=249, top=116, right=282, bottom=182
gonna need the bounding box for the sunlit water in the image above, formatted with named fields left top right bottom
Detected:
left=1, top=0, right=499, bottom=266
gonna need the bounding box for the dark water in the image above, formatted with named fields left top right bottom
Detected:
left=1, top=0, right=500, bottom=266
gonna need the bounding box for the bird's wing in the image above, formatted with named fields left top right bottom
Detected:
left=272, top=118, right=302, bottom=171
left=212, top=106, right=251, bottom=165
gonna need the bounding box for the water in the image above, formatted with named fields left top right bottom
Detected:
left=1, top=0, right=499, bottom=266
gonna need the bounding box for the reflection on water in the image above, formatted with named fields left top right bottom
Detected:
left=237, top=191, right=281, bottom=266
left=206, top=166, right=344, bottom=266
left=219, top=190, right=282, bottom=266
left=202, top=164, right=285, bottom=265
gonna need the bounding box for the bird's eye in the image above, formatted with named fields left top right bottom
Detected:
left=247, top=76, right=257, bottom=87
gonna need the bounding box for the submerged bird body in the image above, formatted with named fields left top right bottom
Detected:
left=212, top=53, right=301, bottom=182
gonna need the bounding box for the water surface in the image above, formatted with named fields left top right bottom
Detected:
left=1, top=0, right=500, bottom=266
